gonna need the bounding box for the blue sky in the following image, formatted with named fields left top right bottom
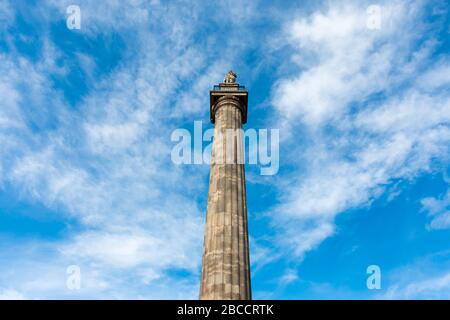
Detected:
left=0, top=0, right=450, bottom=299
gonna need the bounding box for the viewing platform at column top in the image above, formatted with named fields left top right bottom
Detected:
left=210, top=71, right=248, bottom=124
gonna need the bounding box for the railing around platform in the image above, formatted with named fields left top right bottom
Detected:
left=213, top=85, right=246, bottom=91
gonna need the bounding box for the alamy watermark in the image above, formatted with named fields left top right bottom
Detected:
left=171, top=121, right=279, bottom=176
left=366, top=5, right=381, bottom=30
left=366, top=265, right=381, bottom=290
left=66, top=265, right=81, bottom=290
left=66, top=5, right=81, bottom=30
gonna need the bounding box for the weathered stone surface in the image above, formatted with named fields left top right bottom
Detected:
left=200, top=76, right=251, bottom=300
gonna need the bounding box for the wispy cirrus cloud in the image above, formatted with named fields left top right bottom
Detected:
left=421, top=189, right=450, bottom=230
left=270, top=0, right=450, bottom=258
left=0, top=0, right=263, bottom=298
left=380, top=250, right=450, bottom=299
left=384, top=272, right=450, bottom=299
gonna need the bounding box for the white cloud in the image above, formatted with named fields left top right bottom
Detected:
left=384, top=272, right=450, bottom=299
left=421, top=190, right=450, bottom=230
left=0, top=289, right=26, bottom=300
left=271, top=0, right=450, bottom=258
left=279, top=268, right=299, bottom=285
left=249, top=237, right=280, bottom=273
left=274, top=1, right=422, bottom=126
left=381, top=250, right=450, bottom=299
left=0, top=0, right=14, bottom=31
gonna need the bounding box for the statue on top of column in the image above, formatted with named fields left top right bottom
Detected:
left=223, top=70, right=237, bottom=84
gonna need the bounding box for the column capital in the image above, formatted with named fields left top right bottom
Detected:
left=210, top=81, right=248, bottom=124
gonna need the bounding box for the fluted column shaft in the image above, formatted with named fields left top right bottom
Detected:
left=200, top=97, right=251, bottom=300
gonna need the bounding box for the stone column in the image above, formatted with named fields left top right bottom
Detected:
left=200, top=72, right=251, bottom=300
